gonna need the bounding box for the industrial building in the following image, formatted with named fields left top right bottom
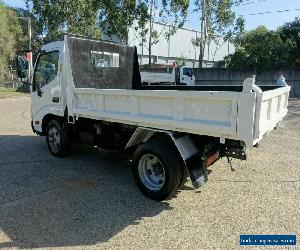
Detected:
left=127, top=21, right=235, bottom=68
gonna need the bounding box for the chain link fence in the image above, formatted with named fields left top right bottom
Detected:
left=0, top=67, right=30, bottom=92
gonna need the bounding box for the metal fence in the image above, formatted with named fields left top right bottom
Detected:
left=193, top=68, right=300, bottom=97
left=0, top=68, right=29, bottom=91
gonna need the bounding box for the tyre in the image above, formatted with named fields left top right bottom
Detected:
left=132, top=139, right=182, bottom=201
left=179, top=164, right=189, bottom=189
left=46, top=120, right=71, bottom=157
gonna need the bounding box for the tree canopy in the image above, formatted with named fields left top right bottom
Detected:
left=99, top=0, right=143, bottom=44
left=226, top=21, right=299, bottom=70
left=192, top=0, right=245, bottom=67
left=26, top=0, right=189, bottom=64
left=0, top=3, right=25, bottom=82
left=27, top=0, right=186, bottom=42
left=26, top=0, right=102, bottom=40
left=279, top=17, right=300, bottom=66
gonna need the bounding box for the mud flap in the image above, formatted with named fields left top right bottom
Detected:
left=185, top=153, right=208, bottom=189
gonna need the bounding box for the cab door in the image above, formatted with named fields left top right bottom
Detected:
left=31, top=50, right=61, bottom=132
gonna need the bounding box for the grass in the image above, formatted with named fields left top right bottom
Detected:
left=0, top=87, right=29, bottom=98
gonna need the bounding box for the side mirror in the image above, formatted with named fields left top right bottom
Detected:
left=15, top=54, right=29, bottom=79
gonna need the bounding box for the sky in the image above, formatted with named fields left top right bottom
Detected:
left=3, top=0, right=300, bottom=31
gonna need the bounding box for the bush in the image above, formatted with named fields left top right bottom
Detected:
left=0, top=3, right=24, bottom=83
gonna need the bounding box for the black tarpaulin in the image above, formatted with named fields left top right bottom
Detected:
left=66, top=35, right=141, bottom=89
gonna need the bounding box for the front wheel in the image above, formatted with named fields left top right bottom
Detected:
left=132, top=139, right=182, bottom=201
left=46, top=120, right=71, bottom=157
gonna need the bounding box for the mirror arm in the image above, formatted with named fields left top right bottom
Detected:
left=20, top=79, right=32, bottom=86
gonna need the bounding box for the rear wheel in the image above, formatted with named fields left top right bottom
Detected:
left=179, top=164, right=189, bottom=188
left=46, top=120, right=71, bottom=157
left=132, top=139, right=182, bottom=201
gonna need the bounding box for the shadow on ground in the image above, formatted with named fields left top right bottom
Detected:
left=0, top=135, right=172, bottom=248
left=287, top=98, right=300, bottom=120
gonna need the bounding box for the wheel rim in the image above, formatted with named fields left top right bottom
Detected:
left=48, top=126, right=61, bottom=153
left=138, top=154, right=166, bottom=191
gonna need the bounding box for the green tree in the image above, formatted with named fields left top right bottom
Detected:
left=192, top=0, right=244, bottom=67
left=279, top=17, right=300, bottom=66
left=175, top=54, right=186, bottom=67
left=14, top=7, right=43, bottom=52
left=27, top=0, right=149, bottom=45
left=0, top=3, right=25, bottom=82
left=98, top=0, right=142, bottom=44
left=226, top=25, right=296, bottom=70
left=26, top=0, right=102, bottom=40
left=25, top=0, right=189, bottom=65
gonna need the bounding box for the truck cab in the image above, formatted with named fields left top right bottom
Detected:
left=179, top=66, right=195, bottom=85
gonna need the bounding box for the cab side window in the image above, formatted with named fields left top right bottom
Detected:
left=33, top=51, right=59, bottom=91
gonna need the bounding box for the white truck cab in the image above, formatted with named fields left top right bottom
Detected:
left=140, top=65, right=195, bottom=85
left=180, top=66, right=195, bottom=85
left=16, top=34, right=291, bottom=201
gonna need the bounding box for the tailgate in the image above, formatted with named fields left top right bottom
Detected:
left=253, top=85, right=291, bottom=145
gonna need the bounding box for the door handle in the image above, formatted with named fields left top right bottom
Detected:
left=52, top=97, right=60, bottom=103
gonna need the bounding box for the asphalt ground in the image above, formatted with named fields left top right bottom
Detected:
left=0, top=95, right=299, bottom=250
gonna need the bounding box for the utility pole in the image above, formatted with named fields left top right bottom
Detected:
left=28, top=17, right=32, bottom=51
left=27, top=17, right=32, bottom=82
left=19, top=16, right=32, bottom=86
left=167, top=24, right=170, bottom=63
left=199, top=0, right=206, bottom=68
left=19, top=17, right=32, bottom=55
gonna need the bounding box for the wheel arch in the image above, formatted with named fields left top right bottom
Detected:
left=42, top=114, right=62, bottom=135
left=41, top=107, right=69, bottom=135
left=126, top=127, right=197, bottom=161
left=126, top=128, right=172, bottom=152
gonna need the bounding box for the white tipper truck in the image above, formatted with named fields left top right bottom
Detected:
left=16, top=34, right=291, bottom=201
left=140, top=66, right=195, bottom=85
